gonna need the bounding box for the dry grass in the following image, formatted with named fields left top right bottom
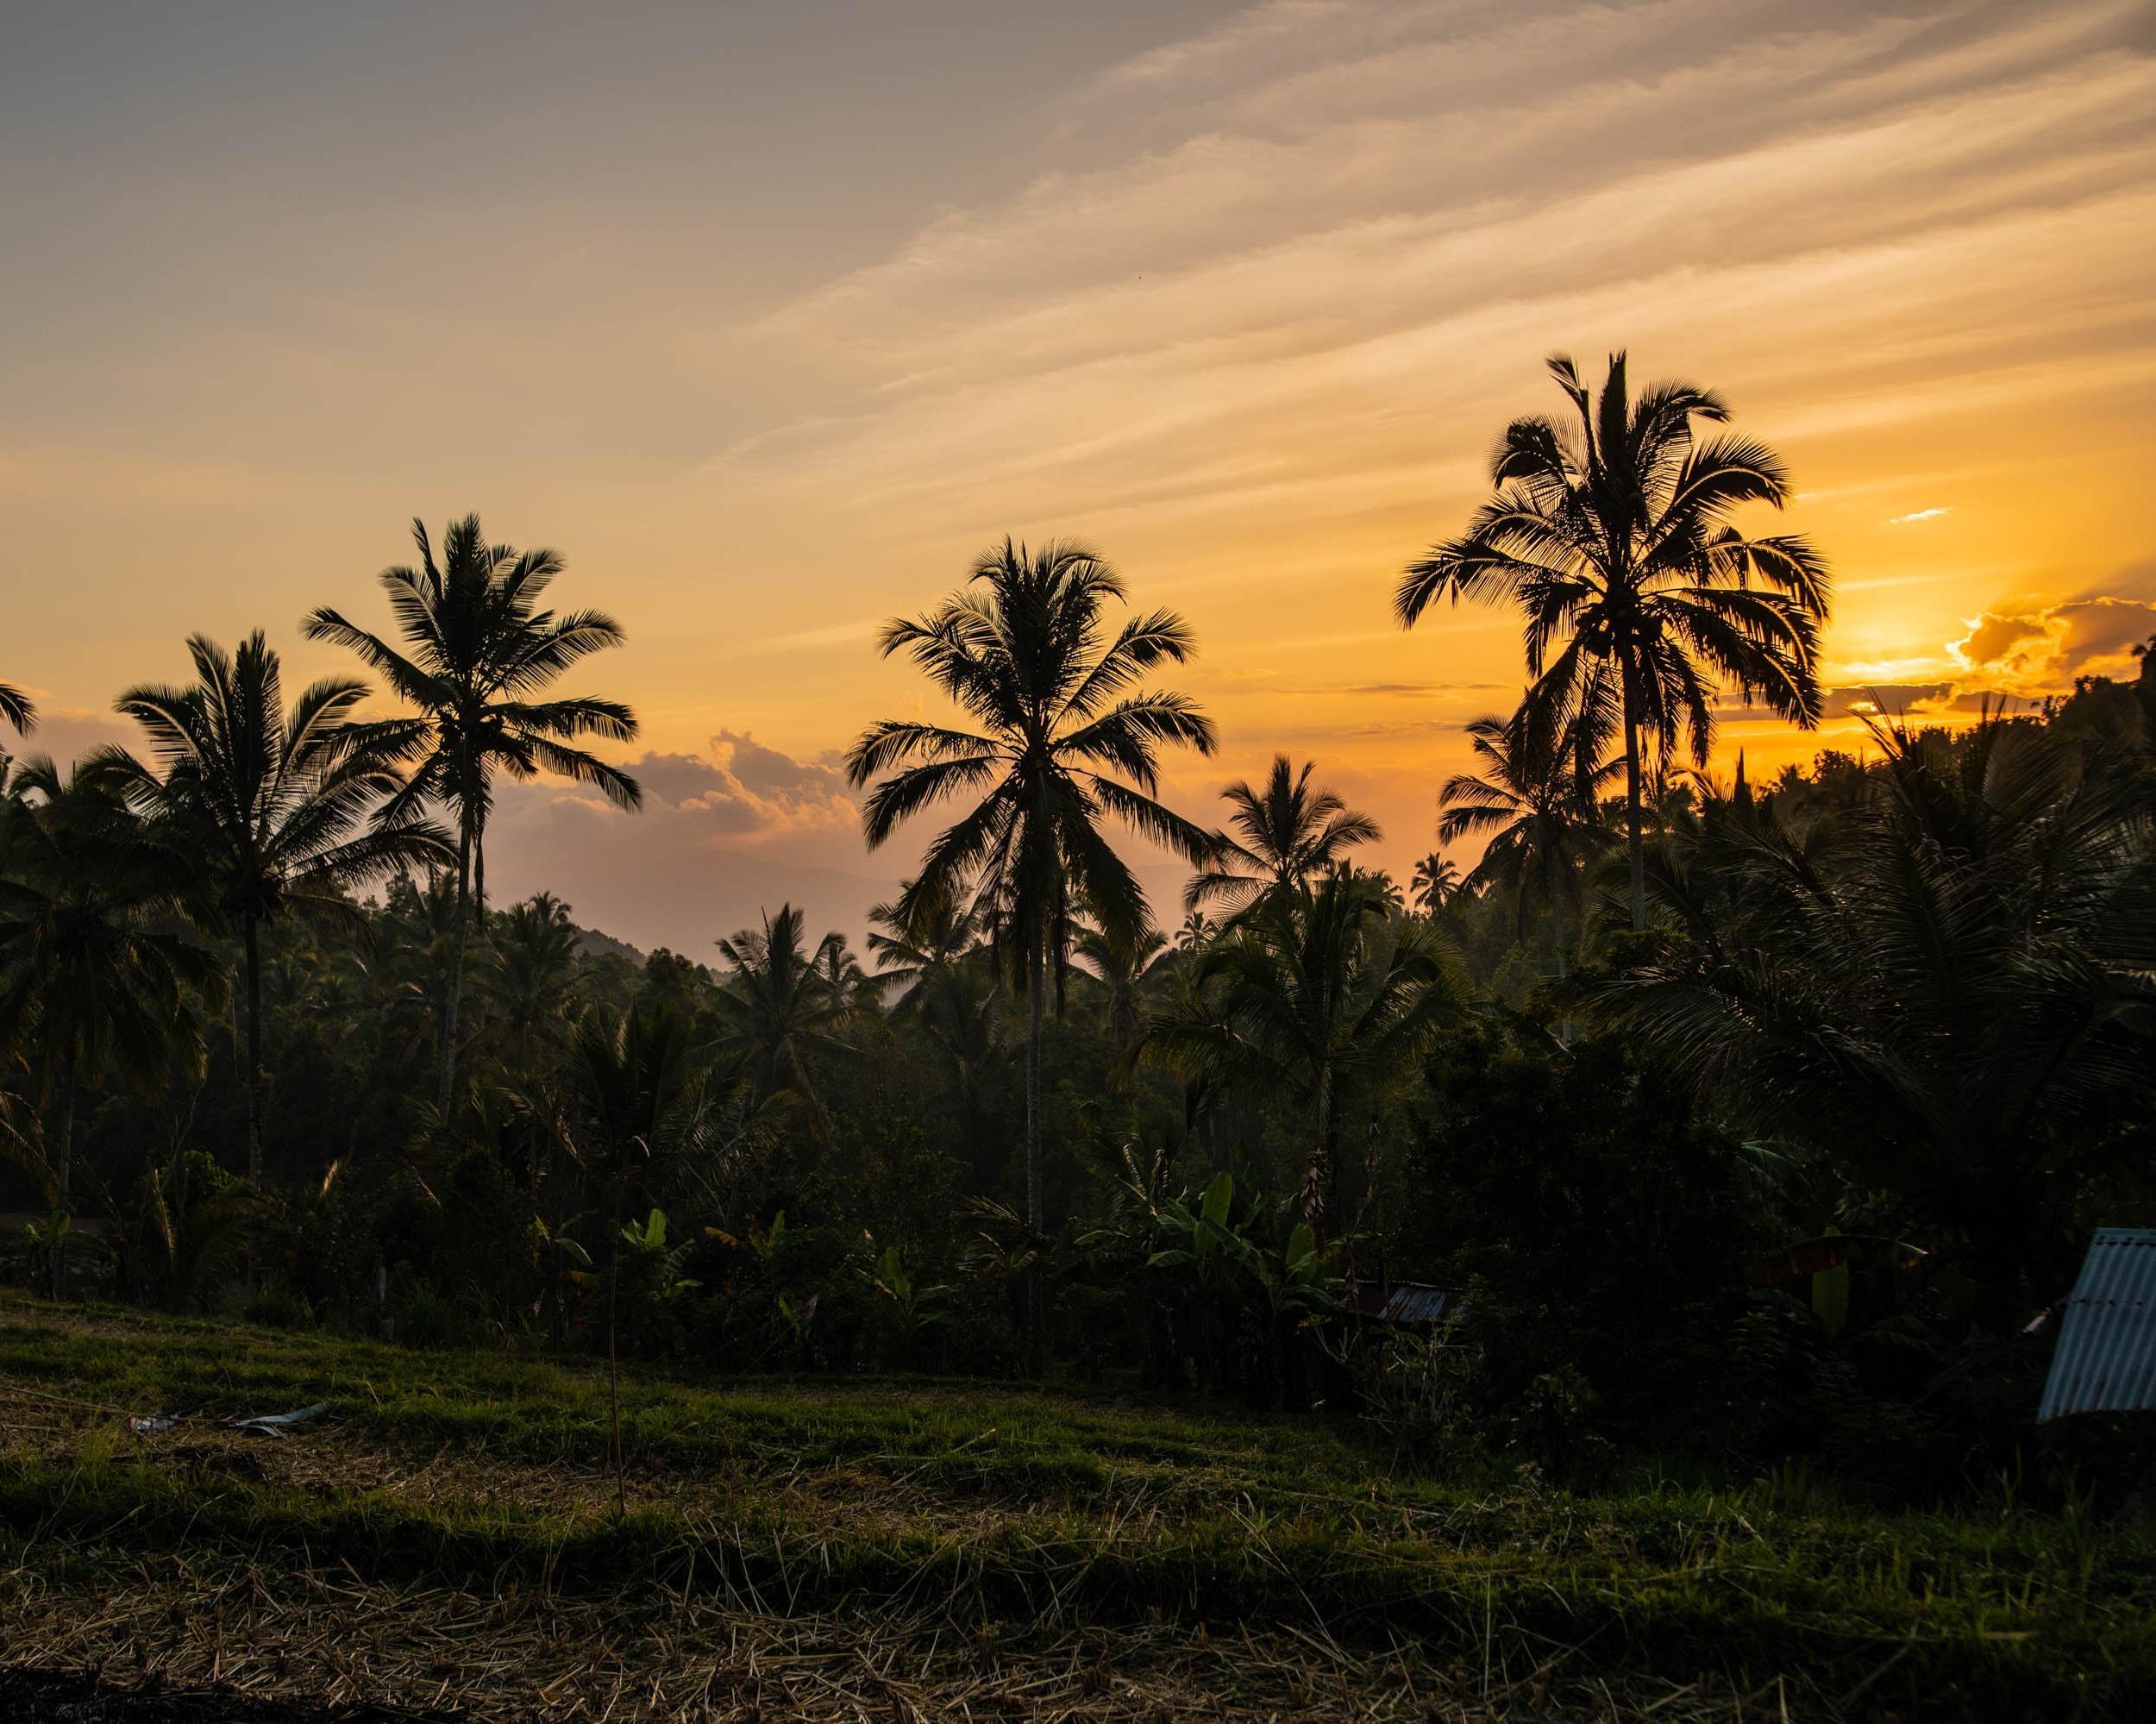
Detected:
left=2, top=1548, right=1809, bottom=1722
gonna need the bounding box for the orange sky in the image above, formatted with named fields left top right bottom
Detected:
left=5, top=1, right=2153, bottom=951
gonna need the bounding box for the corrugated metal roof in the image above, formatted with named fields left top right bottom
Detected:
left=1349, top=1281, right=1457, bottom=1326
left=2038, top=1229, right=2156, bottom=1420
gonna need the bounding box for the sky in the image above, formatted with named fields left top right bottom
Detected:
left=4, top=0, right=2153, bottom=955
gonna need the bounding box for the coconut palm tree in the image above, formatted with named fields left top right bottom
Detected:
left=110, top=632, right=453, bottom=1206
left=304, top=515, right=642, bottom=1112
left=1409, top=851, right=1459, bottom=917
left=845, top=537, right=1218, bottom=1236
left=1074, top=918, right=1171, bottom=1059
left=811, top=930, right=874, bottom=1011
left=1144, top=871, right=1462, bottom=1236
left=1396, top=352, right=1828, bottom=930
left=1439, top=704, right=1618, bottom=975
left=0, top=755, right=223, bottom=1292
left=867, top=882, right=981, bottom=1014
left=1185, top=755, right=1379, bottom=918
left=714, top=904, right=856, bottom=1127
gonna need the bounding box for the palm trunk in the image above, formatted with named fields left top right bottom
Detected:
left=1623, top=686, right=1645, bottom=933
left=606, top=1163, right=626, bottom=1516
left=1024, top=931, right=1046, bottom=1371
left=242, top=914, right=266, bottom=1289
left=50, top=1050, right=77, bottom=1300
left=437, top=824, right=473, bottom=1117
left=1024, top=931, right=1044, bottom=1235
left=1303, top=1078, right=1333, bottom=1240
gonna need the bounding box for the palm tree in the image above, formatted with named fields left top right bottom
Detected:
left=812, top=929, right=874, bottom=1011
left=714, top=904, right=856, bottom=1126
left=0, top=755, right=223, bottom=1293
left=844, top=537, right=1218, bottom=1237
left=1074, top=918, right=1170, bottom=1058
left=482, top=890, right=586, bottom=1123
left=304, top=515, right=642, bottom=1112
left=1439, top=704, right=1617, bottom=975
left=0, top=683, right=34, bottom=737
left=1144, top=871, right=1462, bottom=1236
left=1409, top=851, right=1459, bottom=917
left=110, top=632, right=453, bottom=1207
left=1397, top=352, right=1828, bottom=929
left=1185, top=755, right=1379, bottom=918
left=867, top=882, right=981, bottom=1013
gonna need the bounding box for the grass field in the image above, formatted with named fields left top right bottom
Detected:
left=1, top=1291, right=2149, bottom=1721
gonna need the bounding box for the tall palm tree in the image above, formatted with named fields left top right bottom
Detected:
left=714, top=904, right=856, bottom=1126
left=110, top=632, right=452, bottom=1203
left=1145, top=871, right=1462, bottom=1236
left=1396, top=352, right=1828, bottom=929
left=844, top=537, right=1218, bottom=1236
left=1185, top=755, right=1379, bottom=918
left=0, top=683, right=34, bottom=737
left=1409, top=851, right=1459, bottom=917
left=304, top=515, right=642, bottom=1112
left=1439, top=704, right=1618, bottom=975
left=0, top=755, right=223, bottom=1292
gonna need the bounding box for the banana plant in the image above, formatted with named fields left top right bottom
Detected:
left=864, top=1238, right=952, bottom=1341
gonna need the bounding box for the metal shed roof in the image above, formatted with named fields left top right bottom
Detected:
left=2038, top=1229, right=2156, bottom=1420
left=1348, top=1281, right=1457, bottom=1326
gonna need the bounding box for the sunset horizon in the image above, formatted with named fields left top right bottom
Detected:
left=9, top=0, right=2152, bottom=953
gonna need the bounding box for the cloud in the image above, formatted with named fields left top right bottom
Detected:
left=1821, top=682, right=1956, bottom=718
left=718, top=0, right=2156, bottom=542
left=482, top=734, right=881, bottom=955
left=1886, top=507, right=1952, bottom=524
left=1950, top=595, right=2156, bottom=686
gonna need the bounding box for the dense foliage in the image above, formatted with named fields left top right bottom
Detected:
left=3, top=359, right=2153, bottom=1511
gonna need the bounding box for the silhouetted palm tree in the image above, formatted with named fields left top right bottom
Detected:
left=1145, top=871, right=1462, bottom=1236
left=867, top=882, right=981, bottom=1013
left=1409, top=851, right=1459, bottom=916
left=0, top=683, right=34, bottom=737
left=812, top=930, right=874, bottom=1010
left=1186, top=755, right=1378, bottom=918
left=0, top=755, right=222, bottom=1291
left=845, top=537, right=1218, bottom=1235
left=1397, top=352, right=1828, bottom=929
left=715, top=903, right=855, bottom=1127
left=110, top=632, right=452, bottom=1207
left=304, top=516, right=642, bottom=1111
left=1439, top=704, right=1617, bottom=975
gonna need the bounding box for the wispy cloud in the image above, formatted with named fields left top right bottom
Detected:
left=1887, top=507, right=1952, bottom=524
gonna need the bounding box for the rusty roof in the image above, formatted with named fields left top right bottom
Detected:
left=2038, top=1229, right=2156, bottom=1421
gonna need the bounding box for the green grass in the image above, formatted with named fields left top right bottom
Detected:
left=3, top=1290, right=2151, bottom=1720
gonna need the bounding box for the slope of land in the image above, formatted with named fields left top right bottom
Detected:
left=1, top=1293, right=2148, bottom=1721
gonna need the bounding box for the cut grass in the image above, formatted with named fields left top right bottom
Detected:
left=2, top=1291, right=2150, bottom=1721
